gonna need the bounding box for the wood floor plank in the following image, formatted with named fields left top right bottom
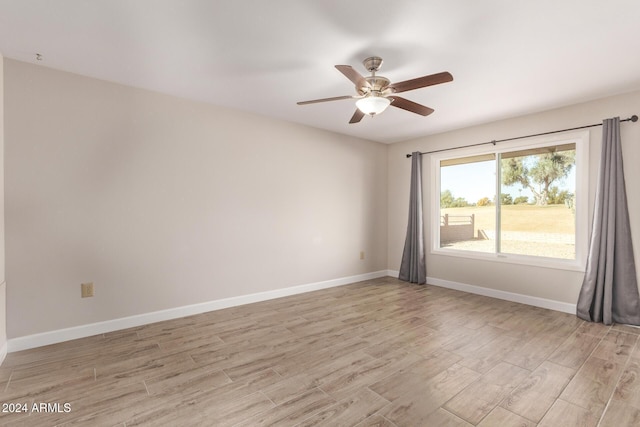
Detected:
left=125, top=389, right=274, bottom=427
left=500, top=360, right=575, bottom=422
left=612, top=323, right=640, bottom=336
left=443, top=325, right=506, bottom=357
left=502, top=332, right=568, bottom=371
left=404, top=328, right=472, bottom=359
left=96, top=351, right=197, bottom=384
left=234, top=387, right=336, bottom=427
left=262, top=372, right=318, bottom=406
left=416, top=408, right=474, bottom=426
left=164, top=367, right=282, bottom=404
left=127, top=368, right=282, bottom=426
left=193, top=390, right=275, bottom=427
left=144, top=365, right=231, bottom=396
left=368, top=349, right=462, bottom=402
left=2, top=335, right=107, bottom=368
left=380, top=363, right=481, bottom=425
left=296, top=387, right=389, bottom=427
left=537, top=399, right=599, bottom=427
left=359, top=316, right=432, bottom=349
left=599, top=398, right=640, bottom=427
left=353, top=413, right=397, bottom=427
left=188, top=332, right=308, bottom=374
left=547, top=331, right=601, bottom=369
left=477, top=406, right=536, bottom=427
left=559, top=356, right=621, bottom=416
left=40, top=378, right=149, bottom=426
left=157, top=331, right=225, bottom=352
left=263, top=351, right=375, bottom=405
left=319, top=350, right=423, bottom=401
left=458, top=333, right=523, bottom=374
left=0, top=402, right=34, bottom=427
left=3, top=365, right=96, bottom=396
left=575, top=321, right=611, bottom=338
left=611, top=356, right=640, bottom=409
left=443, top=362, right=530, bottom=424
left=271, top=338, right=371, bottom=378
left=591, top=329, right=638, bottom=362
left=560, top=330, right=637, bottom=416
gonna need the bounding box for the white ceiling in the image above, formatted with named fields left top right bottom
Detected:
left=2, top=0, right=640, bottom=144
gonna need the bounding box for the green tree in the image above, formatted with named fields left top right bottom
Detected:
left=501, top=151, right=575, bottom=206
left=441, top=190, right=469, bottom=208
left=514, top=196, right=529, bottom=205
left=440, top=189, right=454, bottom=208
left=500, top=193, right=513, bottom=205
left=477, top=197, right=491, bottom=207
left=547, top=186, right=572, bottom=205
left=451, top=197, right=469, bottom=208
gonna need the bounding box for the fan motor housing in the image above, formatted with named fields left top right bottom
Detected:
left=358, top=76, right=390, bottom=95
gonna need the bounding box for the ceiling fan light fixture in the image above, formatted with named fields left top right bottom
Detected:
left=297, top=57, right=452, bottom=123
left=356, top=95, right=391, bottom=116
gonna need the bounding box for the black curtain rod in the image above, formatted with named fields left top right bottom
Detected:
left=406, top=115, right=638, bottom=158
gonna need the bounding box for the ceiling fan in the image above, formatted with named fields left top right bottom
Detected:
left=297, top=56, right=453, bottom=124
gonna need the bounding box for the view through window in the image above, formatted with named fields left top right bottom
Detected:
left=438, top=142, right=578, bottom=261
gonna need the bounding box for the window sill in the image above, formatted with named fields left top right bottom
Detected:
left=430, top=247, right=586, bottom=272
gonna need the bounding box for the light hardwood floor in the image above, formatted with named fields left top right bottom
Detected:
left=1, top=277, right=640, bottom=426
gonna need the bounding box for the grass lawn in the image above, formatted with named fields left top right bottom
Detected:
left=441, top=204, right=575, bottom=234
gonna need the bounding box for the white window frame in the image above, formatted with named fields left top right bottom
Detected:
left=430, top=130, right=589, bottom=272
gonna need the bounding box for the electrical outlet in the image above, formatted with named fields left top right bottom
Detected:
left=81, top=282, right=94, bottom=298
left=360, top=251, right=365, bottom=260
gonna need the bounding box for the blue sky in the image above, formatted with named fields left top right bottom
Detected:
left=441, top=159, right=575, bottom=204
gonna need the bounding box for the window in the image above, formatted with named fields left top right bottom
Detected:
left=431, top=131, right=589, bottom=270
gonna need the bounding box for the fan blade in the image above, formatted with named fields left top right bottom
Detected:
left=297, top=95, right=355, bottom=105
left=335, top=65, right=371, bottom=90
left=349, top=109, right=365, bottom=124
left=388, top=96, right=434, bottom=116
left=388, top=71, right=453, bottom=93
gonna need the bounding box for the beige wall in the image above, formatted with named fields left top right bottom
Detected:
left=0, top=53, right=6, bottom=359
left=5, top=56, right=640, bottom=344
left=388, top=90, right=640, bottom=304
left=4, top=59, right=388, bottom=339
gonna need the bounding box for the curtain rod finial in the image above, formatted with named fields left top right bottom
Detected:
left=631, top=115, right=638, bottom=122
left=406, top=154, right=412, bottom=158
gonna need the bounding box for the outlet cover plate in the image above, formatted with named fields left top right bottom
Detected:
left=81, top=282, right=94, bottom=298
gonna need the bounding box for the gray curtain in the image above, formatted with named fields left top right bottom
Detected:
left=399, top=152, right=426, bottom=284
left=577, top=117, right=640, bottom=325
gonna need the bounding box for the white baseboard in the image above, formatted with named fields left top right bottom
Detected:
left=7, top=270, right=389, bottom=353
left=6, top=270, right=577, bottom=353
left=386, top=270, right=576, bottom=314
left=0, top=342, right=7, bottom=365
left=427, top=277, right=576, bottom=314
